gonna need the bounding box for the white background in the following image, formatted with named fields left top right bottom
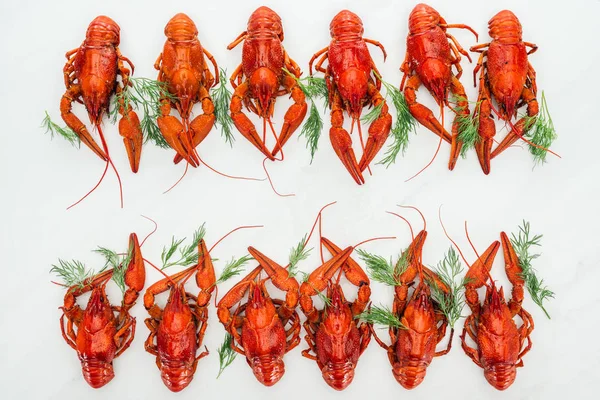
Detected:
left=1, top=0, right=599, bottom=398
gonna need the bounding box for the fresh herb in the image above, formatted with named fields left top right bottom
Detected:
left=41, top=111, right=80, bottom=147
left=373, top=72, right=417, bottom=167
left=216, top=255, right=253, bottom=284
left=109, top=77, right=174, bottom=148
left=50, top=259, right=95, bottom=289
left=451, top=96, right=480, bottom=158
left=356, top=305, right=406, bottom=329
left=161, top=224, right=207, bottom=269
left=523, top=92, right=557, bottom=165
left=288, top=234, right=312, bottom=278
left=357, top=249, right=408, bottom=287
left=283, top=68, right=328, bottom=161
left=361, top=103, right=383, bottom=124
left=427, top=247, right=469, bottom=327
left=510, top=221, right=554, bottom=318
left=211, top=68, right=235, bottom=146
left=93, top=243, right=134, bottom=294
left=217, top=333, right=237, bottom=378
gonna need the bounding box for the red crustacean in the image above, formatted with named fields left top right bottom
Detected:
left=470, top=10, right=544, bottom=173
left=60, top=16, right=143, bottom=206
left=217, top=248, right=301, bottom=386
left=299, top=238, right=372, bottom=390
left=154, top=13, right=219, bottom=167
left=400, top=3, right=478, bottom=171
left=369, top=222, right=454, bottom=389
left=460, top=232, right=534, bottom=390
left=58, top=234, right=145, bottom=388
left=228, top=6, right=307, bottom=160
left=143, top=239, right=216, bottom=392
left=309, top=10, right=391, bottom=185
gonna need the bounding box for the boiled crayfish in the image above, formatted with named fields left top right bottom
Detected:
left=57, top=233, right=145, bottom=388
left=217, top=247, right=301, bottom=386
left=471, top=10, right=557, bottom=173
left=154, top=13, right=220, bottom=167
left=401, top=3, right=478, bottom=173
left=58, top=16, right=144, bottom=207
left=299, top=238, right=372, bottom=390
left=228, top=6, right=307, bottom=160
left=309, top=10, right=391, bottom=185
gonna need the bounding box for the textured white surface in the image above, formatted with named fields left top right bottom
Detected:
left=1, top=0, right=599, bottom=398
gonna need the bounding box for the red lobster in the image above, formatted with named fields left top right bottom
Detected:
left=458, top=231, right=534, bottom=390
left=373, top=210, right=457, bottom=388
left=143, top=239, right=216, bottom=392
left=299, top=238, right=371, bottom=390
left=59, top=234, right=145, bottom=388
left=60, top=16, right=143, bottom=206
left=228, top=6, right=307, bottom=160
left=471, top=10, right=547, bottom=174
left=217, top=247, right=301, bottom=386
left=309, top=10, right=391, bottom=185
left=400, top=4, right=478, bottom=172
left=155, top=13, right=219, bottom=167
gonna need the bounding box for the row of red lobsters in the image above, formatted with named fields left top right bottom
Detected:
left=45, top=5, right=558, bottom=207
left=53, top=207, right=551, bottom=392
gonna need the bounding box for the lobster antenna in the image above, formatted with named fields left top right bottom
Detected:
left=398, top=205, right=427, bottom=232
left=463, top=221, right=495, bottom=285
left=352, top=236, right=396, bottom=249
left=386, top=211, right=415, bottom=244
left=405, top=102, right=445, bottom=182
left=438, top=205, right=470, bottom=267
left=387, top=210, right=424, bottom=283
left=139, top=215, right=159, bottom=247
left=303, top=201, right=337, bottom=265
left=163, top=162, right=190, bottom=194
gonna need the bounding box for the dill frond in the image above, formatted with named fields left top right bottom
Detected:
left=217, top=333, right=237, bottom=378
left=357, top=249, right=408, bottom=287
left=92, top=242, right=134, bottom=294
left=356, top=305, right=406, bottom=329
left=50, top=259, right=93, bottom=289
left=161, top=224, right=207, bottom=269
left=361, top=103, right=383, bottom=124
left=450, top=96, right=480, bottom=158
left=373, top=73, right=417, bottom=167
left=301, top=102, right=325, bottom=161
left=211, top=68, right=235, bottom=146
left=288, top=234, right=312, bottom=278
left=524, top=92, right=557, bottom=165
left=217, top=255, right=253, bottom=284
left=428, top=247, right=469, bottom=327
left=109, top=77, right=174, bottom=148
left=510, top=221, right=554, bottom=319
left=41, top=111, right=80, bottom=147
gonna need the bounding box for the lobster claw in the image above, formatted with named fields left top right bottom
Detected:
left=157, top=115, right=200, bottom=167
left=118, top=110, right=144, bottom=173
left=123, top=233, right=145, bottom=308
left=500, top=232, right=525, bottom=315
left=330, top=127, right=364, bottom=185
left=464, top=241, right=500, bottom=312
left=196, top=239, right=216, bottom=307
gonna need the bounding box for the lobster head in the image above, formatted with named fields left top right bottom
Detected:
left=249, top=67, right=279, bottom=119
left=86, top=15, right=120, bottom=46
left=329, top=10, right=364, bottom=39
left=247, top=6, right=284, bottom=41
left=165, top=13, right=198, bottom=42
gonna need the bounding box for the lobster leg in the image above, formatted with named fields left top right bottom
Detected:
left=230, top=82, right=275, bottom=160
left=247, top=247, right=300, bottom=321
left=404, top=75, right=452, bottom=144
left=358, top=82, right=392, bottom=172
left=464, top=241, right=501, bottom=314
left=460, top=314, right=483, bottom=368
left=490, top=86, right=539, bottom=159
left=157, top=99, right=200, bottom=167
left=60, top=85, right=108, bottom=161
left=114, top=313, right=136, bottom=357
left=309, top=46, right=329, bottom=75
left=448, top=76, right=471, bottom=170
left=329, top=89, right=365, bottom=185
left=173, top=86, right=216, bottom=164
left=474, top=65, right=495, bottom=175
left=270, top=72, right=308, bottom=157
left=299, top=247, right=354, bottom=322
left=229, top=64, right=243, bottom=89
left=202, top=47, right=218, bottom=89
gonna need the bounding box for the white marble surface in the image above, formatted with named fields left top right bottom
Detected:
left=1, top=0, right=599, bottom=398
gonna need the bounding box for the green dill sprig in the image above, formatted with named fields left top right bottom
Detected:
left=211, top=68, right=235, bottom=146
left=288, top=234, right=312, bottom=278
left=217, top=333, right=237, bottom=378
left=41, top=111, right=80, bottom=147
left=109, top=77, right=174, bottom=148
left=523, top=92, right=557, bottom=165
left=373, top=72, right=417, bottom=167
left=510, top=221, right=554, bottom=319
left=92, top=243, right=134, bottom=294
left=283, top=68, right=328, bottom=161
left=50, top=259, right=95, bottom=289
left=161, top=224, right=207, bottom=269
left=357, top=249, right=408, bottom=287
left=427, top=247, right=469, bottom=327
left=216, top=255, right=253, bottom=284
left=450, top=96, right=480, bottom=158
left=356, top=305, right=406, bottom=329
left=361, top=103, right=383, bottom=124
